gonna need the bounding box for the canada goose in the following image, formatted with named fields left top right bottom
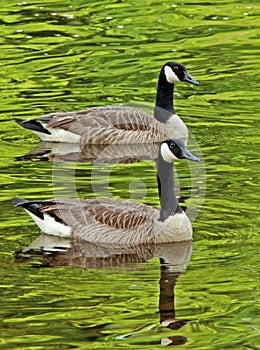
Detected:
left=12, top=139, right=199, bottom=244
left=14, top=62, right=199, bottom=145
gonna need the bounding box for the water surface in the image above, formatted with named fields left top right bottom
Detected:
left=0, top=0, right=259, bottom=349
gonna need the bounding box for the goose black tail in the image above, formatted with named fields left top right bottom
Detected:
left=11, top=197, right=44, bottom=220
left=14, top=118, right=51, bottom=135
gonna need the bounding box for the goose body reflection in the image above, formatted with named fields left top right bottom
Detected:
left=15, top=233, right=191, bottom=271
left=12, top=139, right=199, bottom=244
left=14, top=62, right=198, bottom=145
left=16, top=141, right=160, bottom=163
left=15, top=234, right=192, bottom=346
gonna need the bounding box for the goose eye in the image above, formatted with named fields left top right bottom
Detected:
left=173, top=66, right=179, bottom=71
left=169, top=142, right=176, bottom=149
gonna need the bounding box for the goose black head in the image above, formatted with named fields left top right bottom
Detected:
left=160, top=139, right=200, bottom=163
left=163, top=62, right=199, bottom=86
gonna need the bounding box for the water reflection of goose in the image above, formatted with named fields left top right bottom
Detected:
left=15, top=234, right=191, bottom=346
left=12, top=140, right=199, bottom=244
left=16, top=141, right=160, bottom=163
left=15, top=234, right=191, bottom=271
left=14, top=62, right=198, bottom=145
left=115, top=244, right=191, bottom=346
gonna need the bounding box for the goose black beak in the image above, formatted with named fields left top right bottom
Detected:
left=181, top=147, right=200, bottom=162
left=183, top=71, right=199, bottom=86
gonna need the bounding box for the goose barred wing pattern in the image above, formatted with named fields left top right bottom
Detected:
left=39, top=198, right=158, bottom=244
left=42, top=106, right=167, bottom=144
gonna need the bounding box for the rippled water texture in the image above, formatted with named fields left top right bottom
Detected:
left=0, top=1, right=259, bottom=349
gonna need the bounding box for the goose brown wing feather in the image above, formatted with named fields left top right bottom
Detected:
left=39, top=198, right=157, bottom=230
left=44, top=107, right=157, bottom=132
left=87, top=204, right=148, bottom=229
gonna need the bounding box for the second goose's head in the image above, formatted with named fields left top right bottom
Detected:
left=162, top=62, right=199, bottom=86
left=160, top=139, right=200, bottom=163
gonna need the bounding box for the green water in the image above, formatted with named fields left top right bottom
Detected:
left=0, top=0, right=259, bottom=349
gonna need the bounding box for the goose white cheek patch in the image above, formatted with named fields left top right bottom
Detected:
left=164, top=66, right=180, bottom=83
left=160, top=143, right=179, bottom=162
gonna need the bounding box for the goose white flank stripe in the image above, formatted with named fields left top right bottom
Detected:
left=24, top=209, right=72, bottom=238
left=33, top=127, right=81, bottom=143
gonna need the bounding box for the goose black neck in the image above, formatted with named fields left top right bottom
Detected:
left=154, top=71, right=175, bottom=123
left=156, top=152, right=180, bottom=221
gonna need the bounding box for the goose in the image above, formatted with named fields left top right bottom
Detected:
left=12, top=139, right=199, bottom=245
left=14, top=62, right=199, bottom=145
